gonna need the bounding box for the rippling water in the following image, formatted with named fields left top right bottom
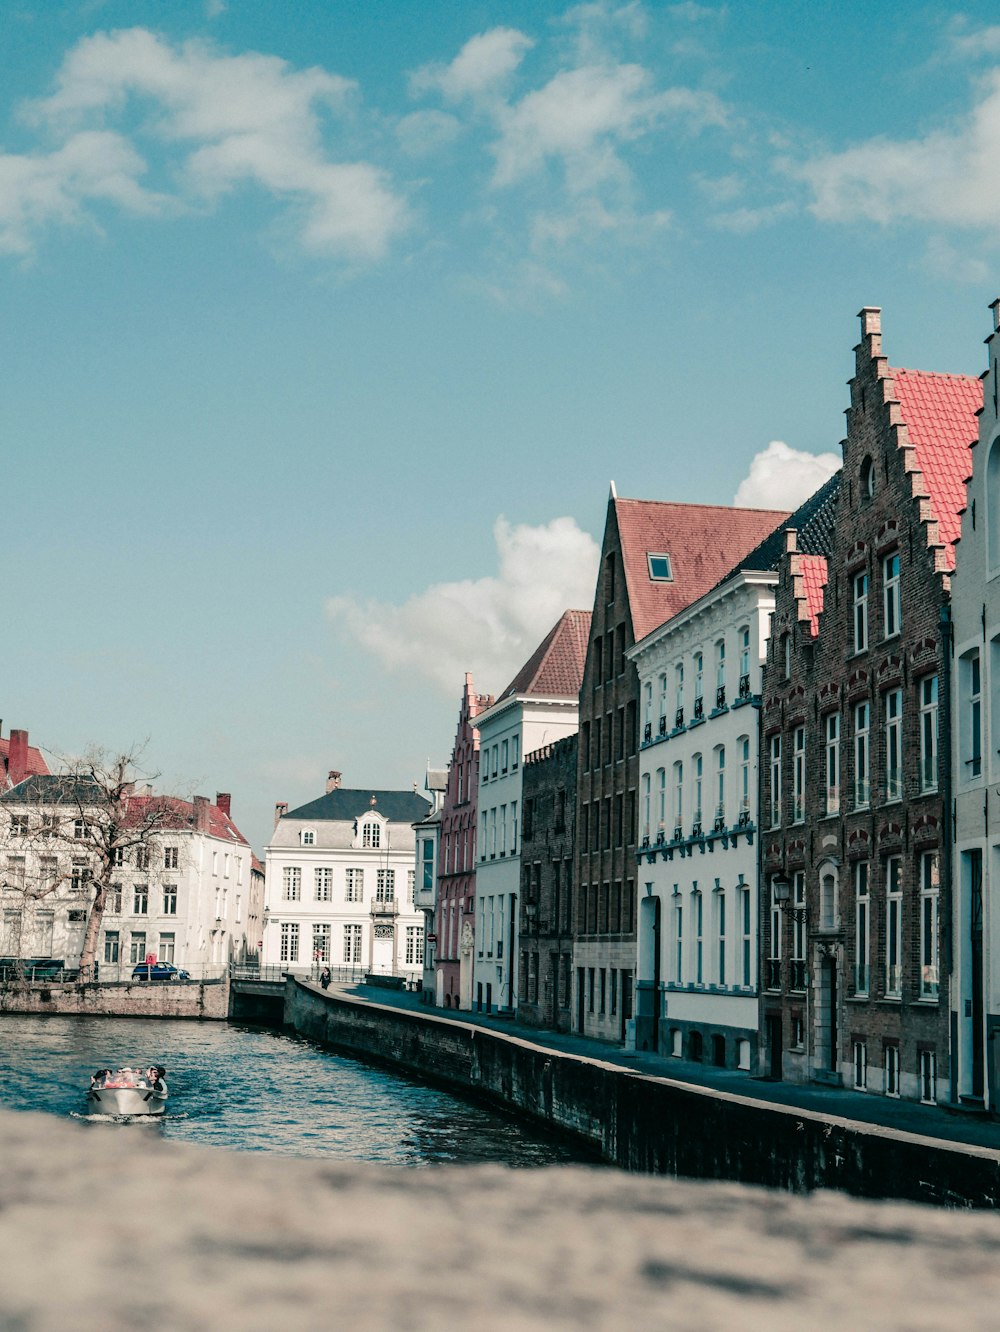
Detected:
left=0, top=1015, right=593, bottom=1166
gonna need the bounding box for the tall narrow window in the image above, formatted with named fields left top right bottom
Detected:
left=885, top=689, right=903, bottom=800
left=694, top=888, right=703, bottom=985
left=919, top=675, right=939, bottom=792
left=791, top=727, right=805, bottom=823
left=883, top=551, right=901, bottom=637
left=714, top=746, right=725, bottom=827
left=658, top=673, right=668, bottom=731
left=854, top=861, right=869, bottom=995
left=769, top=734, right=781, bottom=827
left=767, top=879, right=782, bottom=989
left=693, top=652, right=704, bottom=717
left=643, top=680, right=653, bottom=738
left=854, top=701, right=870, bottom=808
left=885, top=1045, right=900, bottom=1097
left=641, top=773, right=651, bottom=843
left=672, top=761, right=684, bottom=835
left=825, top=713, right=840, bottom=815
left=282, top=866, right=301, bottom=902
left=715, top=639, right=726, bottom=707
left=854, top=1041, right=868, bottom=1091
left=674, top=663, right=684, bottom=724
left=885, top=856, right=902, bottom=997
left=920, top=851, right=940, bottom=998
left=741, top=886, right=752, bottom=987
left=716, top=888, right=726, bottom=985
left=656, top=768, right=666, bottom=835
left=790, top=871, right=806, bottom=990
left=738, top=625, right=751, bottom=695
left=853, top=572, right=868, bottom=653
left=739, top=736, right=750, bottom=818
left=280, top=922, right=299, bottom=964
left=962, top=651, right=983, bottom=779
left=674, top=898, right=683, bottom=984
left=692, top=754, right=703, bottom=828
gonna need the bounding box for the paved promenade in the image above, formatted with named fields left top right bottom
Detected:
left=324, top=981, right=1000, bottom=1154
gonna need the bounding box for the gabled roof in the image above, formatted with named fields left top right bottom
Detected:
left=892, top=368, right=981, bottom=570
left=498, top=609, right=591, bottom=701
left=716, top=471, right=841, bottom=585
left=0, top=733, right=49, bottom=787
left=615, top=498, right=789, bottom=642
left=126, top=795, right=250, bottom=846
left=0, top=774, right=103, bottom=805
left=284, top=788, right=431, bottom=824
left=799, top=555, right=829, bottom=636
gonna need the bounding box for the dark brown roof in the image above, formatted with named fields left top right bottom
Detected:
left=498, top=610, right=591, bottom=701
left=616, top=498, right=789, bottom=643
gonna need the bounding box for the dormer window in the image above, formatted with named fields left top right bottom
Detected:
left=361, top=818, right=381, bottom=849
left=647, top=553, right=673, bottom=581
left=301, top=830, right=315, bottom=846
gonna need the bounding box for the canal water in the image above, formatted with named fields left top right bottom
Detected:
left=0, top=1015, right=592, bottom=1166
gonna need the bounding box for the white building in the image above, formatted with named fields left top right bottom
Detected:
left=413, top=766, right=447, bottom=1001
left=0, top=776, right=253, bottom=977
left=262, top=771, right=430, bottom=979
left=627, top=479, right=837, bottom=1070
left=473, top=613, right=587, bottom=1014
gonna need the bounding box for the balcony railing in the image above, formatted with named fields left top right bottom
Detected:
left=765, top=958, right=781, bottom=989
left=675, top=707, right=685, bottom=728
left=692, top=697, right=704, bottom=721
left=789, top=959, right=807, bottom=991
left=371, top=897, right=399, bottom=915
left=658, top=715, right=668, bottom=737
left=643, top=722, right=652, bottom=743
left=715, top=685, right=726, bottom=709
left=713, top=805, right=726, bottom=833
left=738, top=673, right=751, bottom=700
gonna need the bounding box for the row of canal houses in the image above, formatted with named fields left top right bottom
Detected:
left=413, top=304, right=1000, bottom=1115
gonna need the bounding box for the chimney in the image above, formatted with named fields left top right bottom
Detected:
left=326, top=770, right=341, bottom=793
left=8, top=730, right=29, bottom=786
left=193, top=795, right=211, bottom=833
left=215, top=792, right=231, bottom=817
left=274, top=801, right=288, bottom=828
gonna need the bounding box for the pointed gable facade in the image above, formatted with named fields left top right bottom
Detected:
left=760, top=308, right=980, bottom=1101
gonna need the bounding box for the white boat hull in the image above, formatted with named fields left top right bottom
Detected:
left=87, top=1085, right=168, bottom=1116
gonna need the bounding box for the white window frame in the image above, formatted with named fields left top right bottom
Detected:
left=883, top=551, right=901, bottom=638
left=885, top=856, right=902, bottom=998
left=854, top=701, right=870, bottom=808
left=792, top=726, right=805, bottom=823
left=769, top=734, right=781, bottom=827
left=825, top=712, right=840, bottom=816
left=282, top=866, right=302, bottom=902
left=885, top=688, right=902, bottom=801
left=854, top=860, right=869, bottom=996
left=920, top=851, right=939, bottom=999
left=918, top=674, right=938, bottom=793
left=853, top=571, right=868, bottom=653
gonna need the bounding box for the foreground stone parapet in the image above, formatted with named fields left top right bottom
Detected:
left=3, top=1109, right=1000, bottom=1330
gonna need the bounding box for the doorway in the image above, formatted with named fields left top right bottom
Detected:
left=767, top=1014, right=783, bottom=1080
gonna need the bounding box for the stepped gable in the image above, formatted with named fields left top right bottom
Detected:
left=616, top=498, right=789, bottom=643
left=285, top=788, right=431, bottom=824
left=498, top=609, right=591, bottom=701
left=891, top=368, right=981, bottom=569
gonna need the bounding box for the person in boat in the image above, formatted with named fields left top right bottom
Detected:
left=147, top=1066, right=166, bottom=1091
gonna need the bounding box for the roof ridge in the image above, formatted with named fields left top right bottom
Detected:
left=614, top=496, right=788, bottom=515
left=890, top=365, right=979, bottom=383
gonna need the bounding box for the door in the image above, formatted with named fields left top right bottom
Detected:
left=767, top=1014, right=783, bottom=1080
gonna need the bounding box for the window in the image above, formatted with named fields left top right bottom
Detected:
left=163, top=883, right=177, bottom=915
left=103, top=931, right=120, bottom=964
left=961, top=651, right=982, bottom=779
left=693, top=652, right=704, bottom=714
left=135, top=845, right=149, bottom=871
left=790, top=872, right=806, bottom=989
left=129, top=932, right=147, bottom=965
left=782, top=633, right=791, bottom=679
left=10, top=814, right=28, bottom=836
left=884, top=1045, right=900, bottom=1098
left=343, top=923, right=362, bottom=964
left=312, top=923, right=331, bottom=963
left=860, top=455, right=875, bottom=500
left=376, top=869, right=395, bottom=901
left=853, top=572, right=868, bottom=653
left=854, top=702, right=870, bottom=808
left=792, top=726, right=805, bottom=823
left=883, top=551, right=901, bottom=637
left=108, top=885, right=123, bottom=914
left=361, top=819, right=381, bottom=849
left=73, top=818, right=86, bottom=840
left=133, top=885, right=148, bottom=915
left=692, top=754, right=703, bottom=827
left=853, top=1041, right=868, bottom=1091
left=647, top=553, right=672, bottom=580
left=491, top=745, right=499, bottom=778
left=599, top=967, right=607, bottom=1014
left=40, top=857, right=58, bottom=890
left=280, top=922, right=300, bottom=964
left=885, top=689, right=902, bottom=801
left=511, top=801, right=518, bottom=853
left=512, top=735, right=519, bottom=769
left=70, top=860, right=90, bottom=894
left=6, top=856, right=25, bottom=889
left=819, top=868, right=836, bottom=931
left=674, top=900, right=683, bottom=984
left=159, top=933, right=175, bottom=964
left=283, top=866, right=302, bottom=901
left=674, top=663, right=684, bottom=720
left=919, top=1050, right=937, bottom=1105
left=715, top=638, right=726, bottom=701
left=164, top=846, right=179, bottom=869
left=738, top=625, right=750, bottom=686
left=406, top=925, right=424, bottom=966
left=501, top=739, right=509, bottom=773
left=421, top=838, right=435, bottom=892
left=920, top=851, right=939, bottom=998
left=499, top=804, right=507, bottom=855
left=714, top=747, right=725, bottom=825
left=741, top=886, right=752, bottom=987
left=301, top=830, right=315, bottom=846
left=694, top=889, right=703, bottom=984
left=767, top=879, right=782, bottom=987
left=769, top=734, right=782, bottom=827
left=641, top=773, right=651, bottom=843
left=113, top=847, right=125, bottom=867
left=657, top=673, right=668, bottom=730
left=672, top=761, right=683, bottom=835
left=825, top=713, right=840, bottom=815
left=738, top=736, right=750, bottom=817
left=588, top=967, right=595, bottom=1012
left=885, top=857, right=902, bottom=997
left=919, top=675, right=938, bottom=792
left=716, top=888, right=725, bottom=985
left=315, top=867, right=333, bottom=902
left=854, top=862, right=869, bottom=995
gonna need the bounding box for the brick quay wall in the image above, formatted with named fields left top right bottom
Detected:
left=0, top=977, right=229, bottom=1020
left=285, top=979, right=1000, bottom=1207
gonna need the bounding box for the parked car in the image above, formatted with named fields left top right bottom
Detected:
left=131, top=962, right=190, bottom=982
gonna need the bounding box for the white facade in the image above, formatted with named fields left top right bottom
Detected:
left=628, top=572, right=775, bottom=1068
left=474, top=695, right=579, bottom=1013
left=262, top=786, right=429, bottom=979
left=413, top=769, right=446, bottom=1000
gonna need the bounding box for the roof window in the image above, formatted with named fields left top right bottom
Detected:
left=647, top=553, right=673, bottom=582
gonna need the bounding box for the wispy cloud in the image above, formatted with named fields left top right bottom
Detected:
left=409, top=28, right=534, bottom=105
left=327, top=516, right=599, bottom=694
left=733, top=441, right=839, bottom=510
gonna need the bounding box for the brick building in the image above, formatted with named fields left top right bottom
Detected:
left=760, top=307, right=980, bottom=1103
left=432, top=673, right=492, bottom=1010
left=517, top=733, right=577, bottom=1032
left=573, top=488, right=785, bottom=1042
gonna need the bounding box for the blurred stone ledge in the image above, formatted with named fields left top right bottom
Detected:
left=3, top=1108, right=1000, bottom=1331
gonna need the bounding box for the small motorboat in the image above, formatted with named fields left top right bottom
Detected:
left=87, top=1065, right=168, bottom=1116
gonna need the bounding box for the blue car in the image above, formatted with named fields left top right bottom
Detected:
left=131, top=962, right=190, bottom=981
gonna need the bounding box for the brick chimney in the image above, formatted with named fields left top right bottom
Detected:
left=274, top=801, right=288, bottom=827
left=193, top=795, right=211, bottom=833
left=326, top=770, right=342, bottom=793
left=215, top=792, right=231, bottom=817
left=8, top=730, right=29, bottom=786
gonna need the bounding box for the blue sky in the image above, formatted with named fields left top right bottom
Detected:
left=3, top=0, right=1000, bottom=849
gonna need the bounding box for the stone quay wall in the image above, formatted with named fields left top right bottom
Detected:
left=286, top=979, right=1000, bottom=1207
left=0, top=977, right=229, bottom=1020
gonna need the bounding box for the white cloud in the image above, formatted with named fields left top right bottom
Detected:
left=409, top=28, right=534, bottom=105
left=711, top=200, right=794, bottom=232
left=946, top=21, right=1000, bottom=60
left=921, top=234, right=990, bottom=285
left=794, top=68, right=1000, bottom=228
left=6, top=28, right=408, bottom=260
left=395, top=109, right=463, bottom=158
left=327, top=516, right=599, bottom=694
left=733, top=441, right=840, bottom=511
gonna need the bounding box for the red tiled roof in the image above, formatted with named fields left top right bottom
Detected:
left=125, top=794, right=250, bottom=846
left=799, top=555, right=828, bottom=637
left=0, top=734, right=49, bottom=786
left=499, top=610, right=591, bottom=700
left=893, top=368, right=981, bottom=571
left=617, top=499, right=790, bottom=643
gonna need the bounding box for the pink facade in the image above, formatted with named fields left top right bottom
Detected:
left=435, top=673, right=492, bottom=1009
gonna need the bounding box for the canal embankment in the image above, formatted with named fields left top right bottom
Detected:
left=0, top=977, right=228, bottom=1019
left=286, top=977, right=1000, bottom=1207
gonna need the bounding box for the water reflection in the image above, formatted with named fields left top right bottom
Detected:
left=0, top=1015, right=593, bottom=1167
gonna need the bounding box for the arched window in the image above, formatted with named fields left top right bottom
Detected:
left=820, top=864, right=838, bottom=930
left=860, top=455, right=875, bottom=501
left=988, top=436, right=1000, bottom=574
